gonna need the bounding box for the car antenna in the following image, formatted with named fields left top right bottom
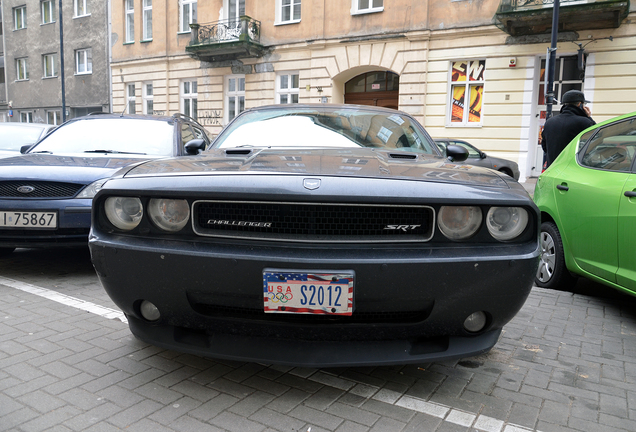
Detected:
left=120, top=99, right=132, bottom=117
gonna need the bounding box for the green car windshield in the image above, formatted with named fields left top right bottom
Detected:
left=212, top=107, right=440, bottom=155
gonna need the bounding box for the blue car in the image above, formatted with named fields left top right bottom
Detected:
left=0, top=113, right=210, bottom=256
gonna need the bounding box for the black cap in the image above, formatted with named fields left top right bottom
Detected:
left=562, top=90, right=590, bottom=104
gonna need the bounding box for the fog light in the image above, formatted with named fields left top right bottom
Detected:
left=140, top=300, right=160, bottom=321
left=463, top=311, right=487, bottom=333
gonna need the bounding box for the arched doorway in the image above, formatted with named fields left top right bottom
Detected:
left=344, top=71, right=399, bottom=109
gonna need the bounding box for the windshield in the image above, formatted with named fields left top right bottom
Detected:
left=0, top=125, right=47, bottom=151
left=212, top=107, right=439, bottom=155
left=30, top=118, right=174, bottom=156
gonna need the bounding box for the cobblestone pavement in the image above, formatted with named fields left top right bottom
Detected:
left=1, top=248, right=635, bottom=432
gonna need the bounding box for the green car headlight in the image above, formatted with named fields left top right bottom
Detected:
left=437, top=206, right=482, bottom=240
left=486, top=207, right=528, bottom=241
left=104, top=197, right=143, bottom=231
left=148, top=198, right=190, bottom=232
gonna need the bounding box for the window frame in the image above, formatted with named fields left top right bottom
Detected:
left=75, top=48, right=93, bottom=75
left=446, top=59, right=486, bottom=128
left=42, top=53, right=57, bottom=78
left=142, top=0, right=153, bottom=41
left=276, top=0, right=301, bottom=25
left=16, top=57, right=29, bottom=81
left=276, top=72, right=300, bottom=104
left=125, top=0, right=134, bottom=43
left=181, top=80, right=198, bottom=120
left=20, top=111, right=34, bottom=123
left=47, top=110, right=61, bottom=125
left=74, top=0, right=90, bottom=17
left=126, top=83, right=137, bottom=114
left=41, top=0, right=55, bottom=24
left=351, top=0, right=383, bottom=15
left=143, top=82, right=154, bottom=114
left=179, top=0, right=197, bottom=33
left=14, top=5, right=27, bottom=30
left=225, top=75, right=245, bottom=124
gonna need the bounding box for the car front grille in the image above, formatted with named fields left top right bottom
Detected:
left=192, top=200, right=435, bottom=242
left=0, top=181, right=85, bottom=198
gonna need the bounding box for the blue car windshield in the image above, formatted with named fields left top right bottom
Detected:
left=212, top=107, right=439, bottom=155
left=30, top=118, right=174, bottom=156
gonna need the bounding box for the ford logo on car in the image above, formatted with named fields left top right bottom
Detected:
left=17, top=186, right=35, bottom=194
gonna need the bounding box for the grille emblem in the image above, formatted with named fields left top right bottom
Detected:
left=303, top=178, right=321, bottom=190
left=17, top=186, right=35, bottom=194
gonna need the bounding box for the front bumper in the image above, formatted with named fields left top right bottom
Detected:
left=90, top=234, right=539, bottom=367
left=0, top=198, right=91, bottom=248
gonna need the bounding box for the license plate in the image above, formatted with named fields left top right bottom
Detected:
left=263, top=270, right=354, bottom=316
left=0, top=211, right=58, bottom=229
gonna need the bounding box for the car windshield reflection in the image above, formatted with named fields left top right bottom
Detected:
left=30, top=118, right=174, bottom=156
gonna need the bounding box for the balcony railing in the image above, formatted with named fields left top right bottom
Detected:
left=186, top=17, right=265, bottom=62
left=495, top=0, right=629, bottom=36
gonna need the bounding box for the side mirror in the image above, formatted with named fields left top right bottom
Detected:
left=20, top=144, right=33, bottom=154
left=480, top=152, right=487, bottom=159
left=184, top=138, right=206, bottom=155
left=446, top=145, right=469, bottom=162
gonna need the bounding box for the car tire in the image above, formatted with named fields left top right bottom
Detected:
left=0, top=247, right=15, bottom=257
left=535, top=221, right=576, bottom=289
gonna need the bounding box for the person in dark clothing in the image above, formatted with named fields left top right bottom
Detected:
left=541, top=90, right=596, bottom=168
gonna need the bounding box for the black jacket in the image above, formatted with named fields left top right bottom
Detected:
left=541, top=104, right=595, bottom=166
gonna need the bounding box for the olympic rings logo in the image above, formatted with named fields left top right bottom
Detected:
left=268, top=292, right=293, bottom=303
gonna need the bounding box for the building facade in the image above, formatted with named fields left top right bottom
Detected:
left=0, top=0, right=110, bottom=124
left=110, top=0, right=636, bottom=181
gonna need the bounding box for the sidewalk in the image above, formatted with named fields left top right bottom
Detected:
left=522, top=176, right=538, bottom=197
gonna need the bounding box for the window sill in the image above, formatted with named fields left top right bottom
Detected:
left=123, top=41, right=135, bottom=45
left=141, top=39, right=153, bottom=43
left=445, top=123, right=483, bottom=128
left=41, top=21, right=56, bottom=26
left=73, top=14, right=91, bottom=19
left=275, top=19, right=301, bottom=26
left=42, top=76, right=58, bottom=80
left=14, top=28, right=27, bottom=31
left=177, top=31, right=191, bottom=35
left=75, top=72, right=92, bottom=76
left=351, top=8, right=383, bottom=15
left=16, top=79, right=29, bottom=82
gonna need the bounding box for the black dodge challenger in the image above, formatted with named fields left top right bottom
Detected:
left=89, top=104, right=539, bottom=367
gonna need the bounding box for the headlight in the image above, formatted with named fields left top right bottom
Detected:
left=76, top=179, right=109, bottom=199
left=104, top=197, right=143, bottom=230
left=148, top=199, right=190, bottom=232
left=486, top=207, right=528, bottom=241
left=437, top=206, right=482, bottom=240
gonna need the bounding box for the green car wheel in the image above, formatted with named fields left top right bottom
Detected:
left=535, top=222, right=577, bottom=289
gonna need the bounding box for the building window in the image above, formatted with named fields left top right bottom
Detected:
left=277, top=73, right=299, bottom=104
left=179, top=0, right=197, bottom=33
left=41, top=0, right=55, bottom=24
left=143, top=0, right=152, bottom=40
left=43, top=53, right=56, bottom=78
left=16, top=58, right=28, bottom=81
left=143, top=82, right=154, bottom=114
left=278, top=0, right=301, bottom=24
left=75, top=48, right=92, bottom=74
left=351, top=0, right=383, bottom=15
left=74, top=0, right=90, bottom=17
left=182, top=80, right=198, bottom=120
left=448, top=60, right=485, bottom=126
left=47, top=110, right=61, bottom=125
left=125, top=0, right=134, bottom=43
left=127, top=83, right=136, bottom=114
left=14, top=6, right=27, bottom=30
left=20, top=111, right=33, bottom=123
left=226, top=75, right=245, bottom=123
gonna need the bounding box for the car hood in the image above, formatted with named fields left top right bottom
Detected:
left=0, top=153, right=161, bottom=184
left=123, top=148, right=510, bottom=188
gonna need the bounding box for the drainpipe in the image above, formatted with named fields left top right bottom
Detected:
left=58, top=0, right=66, bottom=122
left=545, top=0, right=560, bottom=120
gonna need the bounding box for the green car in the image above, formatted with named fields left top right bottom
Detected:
left=534, top=111, right=636, bottom=296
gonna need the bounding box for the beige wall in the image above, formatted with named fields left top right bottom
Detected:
left=111, top=1, right=636, bottom=181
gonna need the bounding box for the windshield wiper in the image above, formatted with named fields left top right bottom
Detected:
left=84, top=150, right=147, bottom=155
left=30, top=151, right=53, bottom=154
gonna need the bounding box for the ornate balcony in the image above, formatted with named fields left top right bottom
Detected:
left=495, top=0, right=630, bottom=37
left=186, top=16, right=265, bottom=62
